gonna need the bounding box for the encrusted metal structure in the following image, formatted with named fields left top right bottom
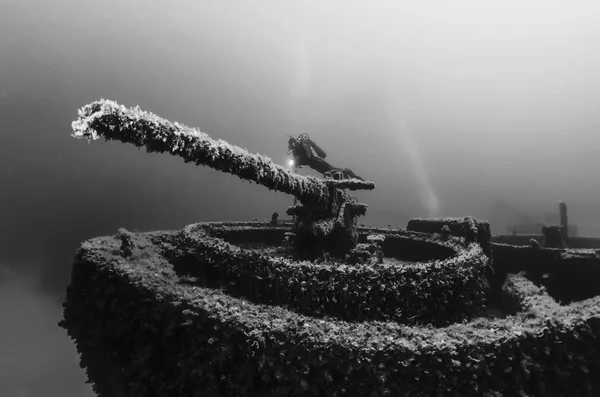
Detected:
left=72, top=99, right=375, bottom=257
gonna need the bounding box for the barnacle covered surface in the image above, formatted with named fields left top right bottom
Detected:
left=160, top=222, right=491, bottom=326
left=71, top=99, right=373, bottom=257
left=71, top=99, right=374, bottom=206
left=60, top=221, right=600, bottom=397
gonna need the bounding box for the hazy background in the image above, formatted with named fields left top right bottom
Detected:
left=1, top=0, right=600, bottom=395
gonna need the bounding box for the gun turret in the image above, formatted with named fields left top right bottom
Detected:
left=72, top=99, right=375, bottom=258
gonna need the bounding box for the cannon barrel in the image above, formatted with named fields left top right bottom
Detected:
left=71, top=100, right=374, bottom=206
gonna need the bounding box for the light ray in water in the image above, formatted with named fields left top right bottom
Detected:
left=284, top=23, right=312, bottom=136
left=386, top=102, right=440, bottom=218
left=289, top=31, right=311, bottom=100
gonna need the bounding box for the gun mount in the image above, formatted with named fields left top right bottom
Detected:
left=71, top=99, right=375, bottom=258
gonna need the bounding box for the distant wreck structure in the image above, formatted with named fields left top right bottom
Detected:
left=60, top=100, right=600, bottom=397
left=492, top=201, right=596, bottom=250
left=492, top=199, right=578, bottom=238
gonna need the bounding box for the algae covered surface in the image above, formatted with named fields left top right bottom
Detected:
left=60, top=223, right=600, bottom=397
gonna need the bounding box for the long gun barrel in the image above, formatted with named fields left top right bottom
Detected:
left=71, top=100, right=374, bottom=206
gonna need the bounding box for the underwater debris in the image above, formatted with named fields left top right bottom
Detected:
left=116, top=228, right=134, bottom=257
left=541, top=225, right=567, bottom=249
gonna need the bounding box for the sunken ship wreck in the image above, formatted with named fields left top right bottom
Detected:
left=60, top=100, right=600, bottom=397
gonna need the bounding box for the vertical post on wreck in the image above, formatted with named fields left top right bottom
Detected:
left=292, top=164, right=298, bottom=223
left=559, top=201, right=568, bottom=242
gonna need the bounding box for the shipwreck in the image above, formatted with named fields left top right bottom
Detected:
left=60, top=100, right=600, bottom=397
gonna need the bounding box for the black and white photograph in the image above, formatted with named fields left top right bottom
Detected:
left=1, top=1, right=600, bottom=396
